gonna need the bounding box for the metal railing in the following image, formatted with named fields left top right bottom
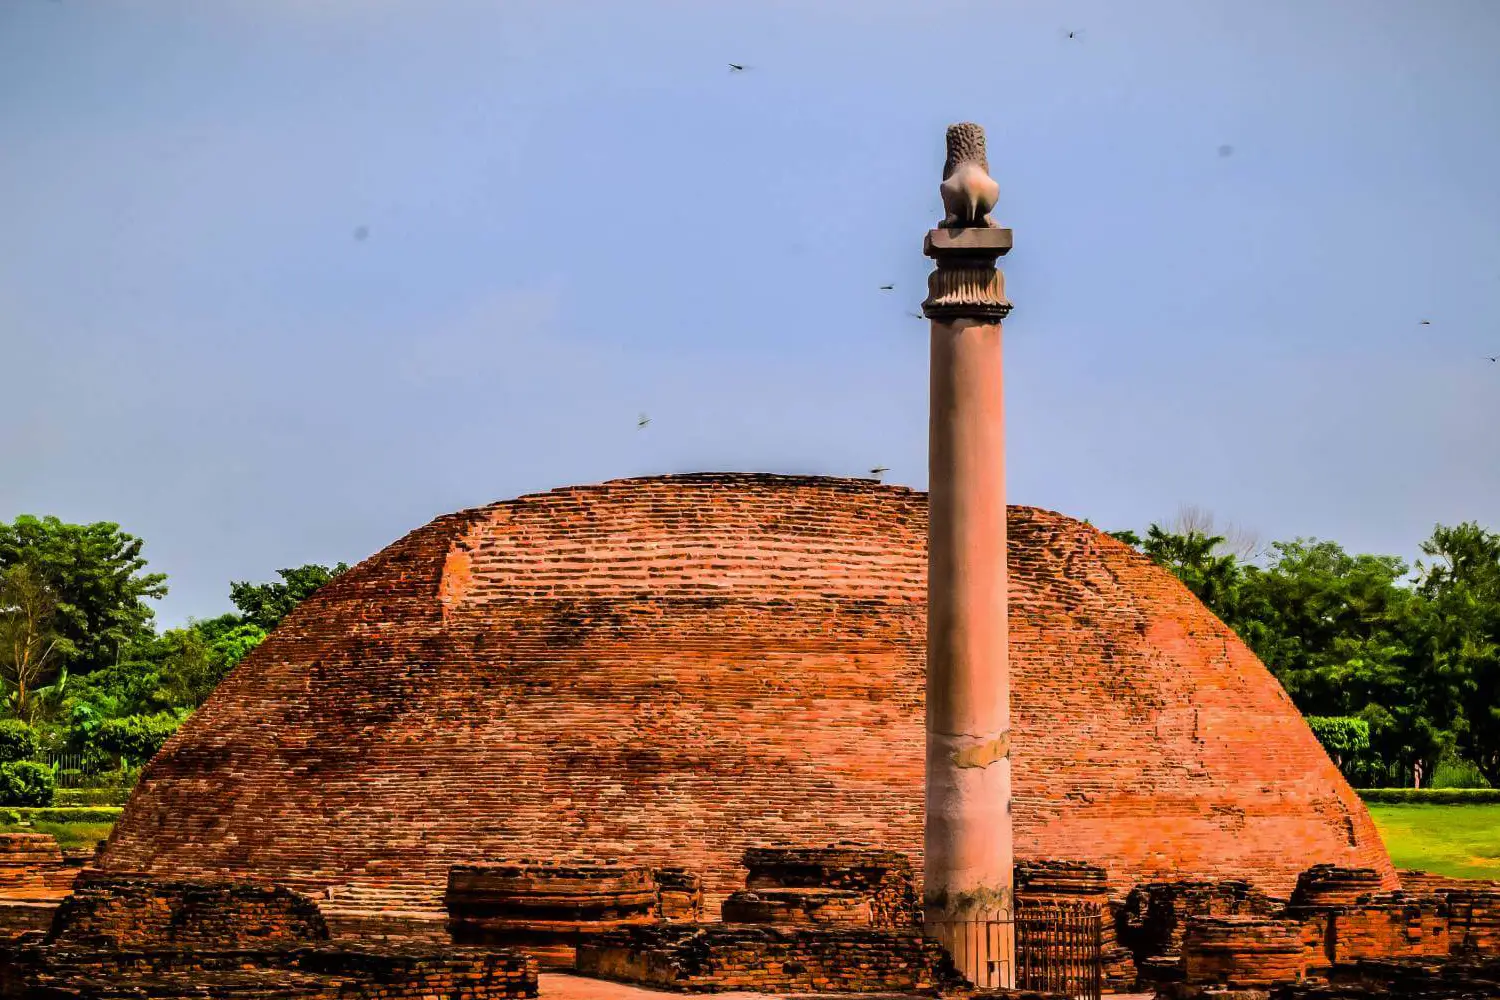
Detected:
left=926, top=906, right=1016, bottom=990
left=1017, top=902, right=1102, bottom=1000
left=925, top=902, right=1102, bottom=1000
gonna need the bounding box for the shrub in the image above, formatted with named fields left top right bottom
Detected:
left=93, top=714, right=181, bottom=767
left=1357, top=787, right=1500, bottom=805
left=54, top=787, right=131, bottom=807
left=0, top=721, right=40, bottom=765
left=0, top=761, right=56, bottom=807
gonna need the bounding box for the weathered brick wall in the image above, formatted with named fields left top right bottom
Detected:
left=1182, top=916, right=1308, bottom=987
left=735, top=845, right=920, bottom=930
left=1014, top=860, right=1134, bottom=988
left=47, top=874, right=329, bottom=949
left=97, top=475, right=1394, bottom=916
left=576, top=922, right=964, bottom=993
left=0, top=943, right=537, bottom=1000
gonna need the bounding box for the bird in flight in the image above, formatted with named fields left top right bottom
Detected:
left=728, top=63, right=747, bottom=72
left=906, top=311, right=925, bottom=319
left=879, top=284, right=894, bottom=291
left=1487, top=356, right=1497, bottom=363
left=637, top=413, right=651, bottom=429
left=1420, top=319, right=1432, bottom=325
left=870, top=466, right=889, bottom=478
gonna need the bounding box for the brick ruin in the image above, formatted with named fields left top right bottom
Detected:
left=575, top=846, right=964, bottom=994
left=446, top=859, right=702, bottom=968
left=0, top=872, right=537, bottom=1000
left=99, top=476, right=1396, bottom=919
left=0, top=834, right=90, bottom=940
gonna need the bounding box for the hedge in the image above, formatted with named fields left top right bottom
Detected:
left=0, top=806, right=122, bottom=825
left=1357, top=788, right=1500, bottom=805
left=54, top=787, right=132, bottom=807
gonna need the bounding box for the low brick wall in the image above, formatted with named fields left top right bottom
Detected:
left=1268, top=956, right=1500, bottom=998
left=741, top=845, right=920, bottom=931
left=0, top=942, right=538, bottom=1000
left=1120, top=879, right=1278, bottom=972
left=1288, top=866, right=1385, bottom=909
left=722, top=888, right=873, bottom=927
left=1182, top=916, right=1307, bottom=988
left=0, top=833, right=83, bottom=944
left=576, top=922, right=965, bottom=993
left=47, top=874, right=330, bottom=949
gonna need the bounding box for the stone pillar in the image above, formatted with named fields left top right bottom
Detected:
left=921, top=122, right=1015, bottom=990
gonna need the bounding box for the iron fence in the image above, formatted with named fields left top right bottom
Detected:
left=925, top=902, right=1102, bottom=1000
left=926, top=906, right=1015, bottom=991
left=1016, top=902, right=1102, bottom=1000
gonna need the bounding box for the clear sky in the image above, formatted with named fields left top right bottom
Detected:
left=3, top=0, right=1498, bottom=627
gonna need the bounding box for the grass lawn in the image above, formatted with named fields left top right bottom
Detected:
left=1366, top=803, right=1500, bottom=880
left=0, top=820, right=114, bottom=853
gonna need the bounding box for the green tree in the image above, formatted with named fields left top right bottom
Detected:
left=1411, top=522, right=1500, bottom=786
left=0, top=563, right=76, bottom=724
left=0, top=516, right=167, bottom=675
left=228, top=563, right=348, bottom=632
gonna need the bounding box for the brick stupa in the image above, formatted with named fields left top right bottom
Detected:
left=98, top=474, right=1396, bottom=925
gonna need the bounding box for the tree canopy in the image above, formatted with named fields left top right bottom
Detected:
left=1111, top=517, right=1500, bottom=787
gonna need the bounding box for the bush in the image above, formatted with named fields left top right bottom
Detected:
left=1357, top=787, right=1500, bottom=805
left=0, top=721, right=40, bottom=765
left=54, top=787, right=131, bottom=807
left=0, top=806, right=121, bottom=825
left=93, top=714, right=181, bottom=767
left=0, top=761, right=56, bottom=807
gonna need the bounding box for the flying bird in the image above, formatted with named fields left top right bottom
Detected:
left=879, top=284, right=894, bottom=291
left=728, top=63, right=747, bottom=72
left=907, top=311, right=925, bottom=319
left=637, top=413, right=651, bottom=429
left=1488, top=356, right=1498, bottom=363
left=869, top=467, right=889, bottom=478
left=1420, top=320, right=1432, bottom=325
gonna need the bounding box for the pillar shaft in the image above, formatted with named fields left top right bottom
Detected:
left=921, top=215, right=1014, bottom=988
left=925, top=316, right=1012, bottom=907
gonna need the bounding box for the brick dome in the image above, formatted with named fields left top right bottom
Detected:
left=101, top=474, right=1394, bottom=912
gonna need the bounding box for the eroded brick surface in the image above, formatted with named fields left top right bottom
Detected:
left=97, top=475, right=1394, bottom=916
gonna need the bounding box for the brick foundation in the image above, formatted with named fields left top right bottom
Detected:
left=47, top=874, right=329, bottom=950
left=575, top=922, right=965, bottom=993
left=0, top=834, right=84, bottom=944
left=1120, top=879, right=1278, bottom=976
left=1013, top=860, right=1133, bottom=989
left=0, top=942, right=538, bottom=1000
left=731, top=845, right=920, bottom=931
left=1182, top=917, right=1307, bottom=988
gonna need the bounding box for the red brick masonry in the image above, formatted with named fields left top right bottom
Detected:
left=100, top=475, right=1394, bottom=916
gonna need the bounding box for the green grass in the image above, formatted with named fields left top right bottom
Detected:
left=0, top=820, right=115, bottom=852
left=1366, top=802, right=1500, bottom=880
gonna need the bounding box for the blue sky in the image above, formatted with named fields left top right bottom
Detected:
left=3, top=0, right=1498, bottom=626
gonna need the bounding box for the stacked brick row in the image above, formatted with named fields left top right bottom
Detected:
left=0, top=834, right=84, bottom=942
left=575, top=923, right=965, bottom=994
left=96, top=474, right=1396, bottom=918
left=1269, top=956, right=1500, bottom=998
left=1013, top=860, right=1132, bottom=988
left=1119, top=878, right=1278, bottom=982
left=445, top=860, right=704, bottom=969
left=46, top=873, right=330, bottom=950
left=1181, top=916, right=1307, bottom=987
left=724, top=845, right=920, bottom=930
left=0, top=943, right=539, bottom=1000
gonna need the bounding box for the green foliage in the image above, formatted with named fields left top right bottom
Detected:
left=0, top=761, right=56, bottom=807
left=0, top=720, right=40, bottom=764
left=54, top=786, right=131, bottom=807
left=229, top=563, right=348, bottom=632
left=1358, top=788, right=1500, bottom=804
left=0, top=516, right=167, bottom=676
left=1115, top=515, right=1500, bottom=789
left=94, top=713, right=181, bottom=767
left=1307, top=716, right=1371, bottom=764
left=0, top=806, right=121, bottom=824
